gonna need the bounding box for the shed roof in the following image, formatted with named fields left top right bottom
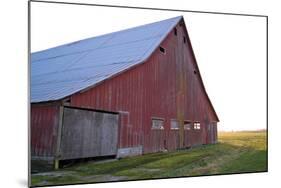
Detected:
left=31, top=16, right=182, bottom=103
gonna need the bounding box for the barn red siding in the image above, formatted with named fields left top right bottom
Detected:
left=31, top=104, right=59, bottom=158
left=70, top=22, right=218, bottom=153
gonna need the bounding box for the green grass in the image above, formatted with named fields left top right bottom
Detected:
left=216, top=131, right=267, bottom=174
left=31, top=131, right=267, bottom=186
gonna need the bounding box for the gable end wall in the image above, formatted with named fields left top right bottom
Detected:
left=70, top=21, right=218, bottom=153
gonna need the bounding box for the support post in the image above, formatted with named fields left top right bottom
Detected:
left=54, top=105, right=64, bottom=170
left=54, top=159, right=59, bottom=170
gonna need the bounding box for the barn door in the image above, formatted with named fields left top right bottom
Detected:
left=151, top=118, right=165, bottom=152
left=183, top=121, right=192, bottom=147
left=59, top=107, right=119, bottom=160
left=207, top=123, right=214, bottom=144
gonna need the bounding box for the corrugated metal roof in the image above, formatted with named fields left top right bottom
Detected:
left=31, top=16, right=183, bottom=103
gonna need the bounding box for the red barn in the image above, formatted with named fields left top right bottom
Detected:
left=31, top=16, right=219, bottom=168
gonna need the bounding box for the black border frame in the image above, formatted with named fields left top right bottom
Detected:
left=28, top=1, right=268, bottom=187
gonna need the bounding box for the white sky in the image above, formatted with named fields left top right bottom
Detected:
left=31, top=2, right=267, bottom=131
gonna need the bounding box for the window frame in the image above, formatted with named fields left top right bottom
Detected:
left=194, top=122, right=201, bottom=130
left=184, top=120, right=192, bottom=130
left=170, top=119, right=180, bottom=130
left=151, top=117, right=165, bottom=130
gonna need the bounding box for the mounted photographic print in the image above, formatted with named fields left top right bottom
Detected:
left=29, top=1, right=268, bottom=187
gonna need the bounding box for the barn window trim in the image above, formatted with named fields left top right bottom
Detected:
left=151, top=117, right=164, bottom=130
left=159, top=46, right=166, bottom=54
left=170, top=119, right=179, bottom=130
left=151, top=117, right=165, bottom=121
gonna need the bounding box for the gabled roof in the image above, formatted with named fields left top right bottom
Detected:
left=31, top=16, right=183, bottom=103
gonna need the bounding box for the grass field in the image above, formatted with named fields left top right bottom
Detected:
left=31, top=131, right=267, bottom=186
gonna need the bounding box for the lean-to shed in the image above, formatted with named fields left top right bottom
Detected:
left=31, top=16, right=219, bottom=167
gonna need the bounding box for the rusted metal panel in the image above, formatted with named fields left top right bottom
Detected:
left=31, top=104, right=59, bottom=158
left=59, top=107, right=119, bottom=160
left=69, top=20, right=218, bottom=154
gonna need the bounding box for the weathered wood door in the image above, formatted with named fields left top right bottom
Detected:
left=60, top=107, right=119, bottom=160
left=151, top=129, right=166, bottom=152
left=207, top=123, right=214, bottom=144
left=183, top=130, right=191, bottom=148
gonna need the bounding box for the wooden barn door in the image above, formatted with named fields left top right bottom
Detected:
left=207, top=123, right=215, bottom=144
left=183, top=121, right=192, bottom=147
left=59, top=107, right=119, bottom=160
left=150, top=118, right=166, bottom=152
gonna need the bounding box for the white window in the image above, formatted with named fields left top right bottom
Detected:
left=194, top=122, right=201, bottom=130
left=184, top=121, right=191, bottom=130
left=170, top=120, right=179, bottom=130
left=152, top=118, right=164, bottom=130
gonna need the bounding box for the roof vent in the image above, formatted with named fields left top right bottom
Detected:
left=159, top=46, right=166, bottom=54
